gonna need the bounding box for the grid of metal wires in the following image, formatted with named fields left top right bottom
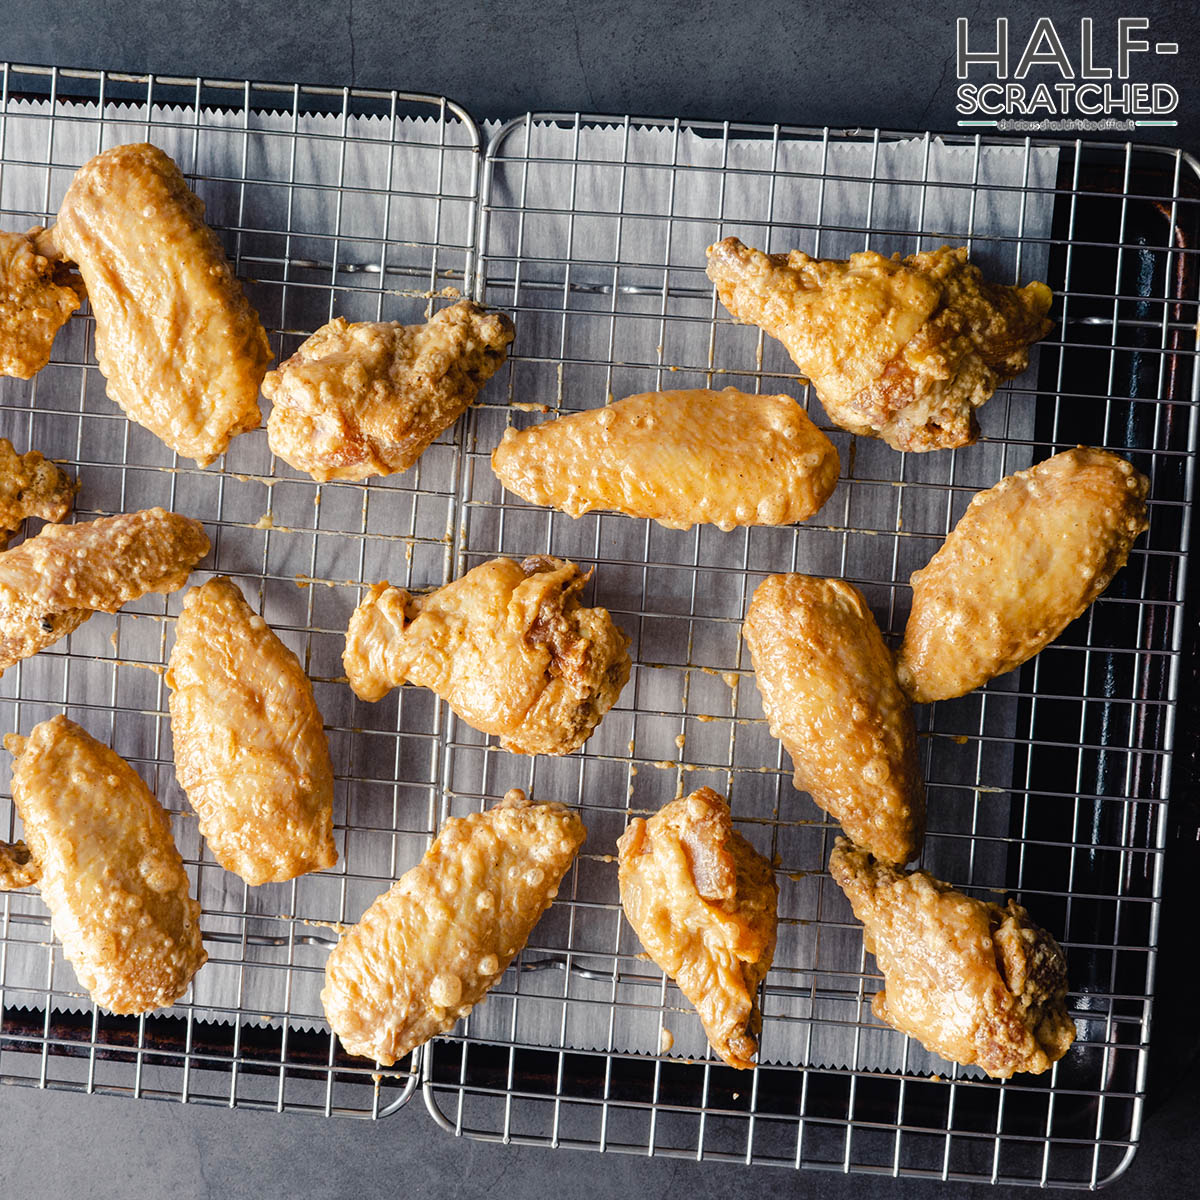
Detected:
left=423, top=112, right=1199, bottom=1187
left=0, top=65, right=1196, bottom=1186
left=0, top=63, right=482, bottom=1118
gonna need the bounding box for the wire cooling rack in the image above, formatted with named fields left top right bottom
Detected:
left=421, top=113, right=1199, bottom=1188
left=0, top=63, right=482, bottom=1117
left=0, top=65, right=1197, bottom=1188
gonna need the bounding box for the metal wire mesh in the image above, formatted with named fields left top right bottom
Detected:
left=422, top=112, right=1199, bottom=1187
left=0, top=63, right=481, bottom=1117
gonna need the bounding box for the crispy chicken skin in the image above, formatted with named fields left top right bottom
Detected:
left=744, top=575, right=925, bottom=866
left=829, top=839, right=1075, bottom=1078
left=491, top=387, right=840, bottom=531
left=897, top=448, right=1150, bottom=703
left=617, top=788, right=778, bottom=1069
left=0, top=839, right=39, bottom=889
left=0, top=508, right=209, bottom=675
left=53, top=143, right=271, bottom=466
left=706, top=237, right=1053, bottom=452
left=0, top=438, right=77, bottom=547
left=263, top=300, right=514, bottom=482
left=167, top=577, right=337, bottom=886
left=343, top=556, right=630, bottom=756
left=2, top=716, right=206, bottom=1013
left=322, top=788, right=585, bottom=1064
left=0, top=227, right=83, bottom=379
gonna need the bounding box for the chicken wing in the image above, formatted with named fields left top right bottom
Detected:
left=53, top=143, right=271, bottom=466
left=263, top=300, right=514, bottom=482
left=491, top=387, right=840, bottom=531
left=0, top=507, right=209, bottom=675
left=706, top=237, right=1053, bottom=452
left=617, top=788, right=778, bottom=1070
left=0, top=438, right=77, bottom=547
left=322, top=788, right=585, bottom=1064
left=829, top=838, right=1075, bottom=1078
left=344, top=555, right=630, bottom=755
left=2, top=715, right=206, bottom=1014
left=167, top=577, right=337, bottom=886
left=896, top=447, right=1149, bottom=703
left=0, top=227, right=82, bottom=379
left=743, top=574, right=924, bottom=865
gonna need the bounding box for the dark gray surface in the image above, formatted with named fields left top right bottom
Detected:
left=0, top=1, right=1197, bottom=1196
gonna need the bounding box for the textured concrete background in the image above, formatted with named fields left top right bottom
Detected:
left=0, top=2, right=1197, bottom=1197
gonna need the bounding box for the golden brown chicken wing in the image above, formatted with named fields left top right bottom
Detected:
left=0, top=507, right=209, bottom=675
left=0, top=839, right=39, bottom=889
left=0, top=227, right=82, bottom=379
left=2, top=716, right=206, bottom=1013
left=322, top=788, right=584, bottom=1064
left=166, top=577, right=337, bottom=886
left=617, top=788, right=778, bottom=1070
left=829, top=838, right=1075, bottom=1078
left=263, top=300, right=514, bottom=482
left=491, top=387, right=840, bottom=531
left=706, top=237, right=1053, bottom=452
left=344, top=555, right=630, bottom=756
left=0, top=438, right=77, bottom=547
left=896, top=447, right=1149, bottom=703
left=53, top=143, right=271, bottom=466
left=743, top=574, right=924, bottom=865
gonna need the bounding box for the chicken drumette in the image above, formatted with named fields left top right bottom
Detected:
left=618, top=788, right=778, bottom=1070
left=1, top=715, right=206, bottom=1014
left=706, top=237, right=1053, bottom=452
left=263, top=300, right=514, bottom=482
left=830, top=839, right=1075, bottom=1078
left=344, top=555, right=630, bottom=756
left=322, top=788, right=585, bottom=1065
left=167, top=576, right=337, bottom=886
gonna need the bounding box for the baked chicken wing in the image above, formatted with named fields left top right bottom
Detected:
left=896, top=447, right=1149, bottom=703
left=167, top=577, right=337, bottom=886
left=263, top=300, right=514, bottom=482
left=0, top=227, right=82, bottom=379
left=53, top=143, right=271, bottom=466
left=491, top=387, right=840, bottom=531
left=0, top=437, right=77, bottom=547
left=744, top=574, right=924, bottom=865
left=617, top=788, right=778, bottom=1069
left=706, top=237, right=1053, bottom=452
left=322, top=788, right=585, bottom=1064
left=344, top=556, right=630, bottom=755
left=0, top=507, right=209, bottom=675
left=2, top=715, right=206, bottom=1013
left=829, top=838, right=1075, bottom=1078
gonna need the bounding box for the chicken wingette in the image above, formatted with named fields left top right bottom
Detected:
left=491, top=387, right=839, bottom=530
left=896, top=447, right=1150, bottom=703
left=0, top=227, right=82, bottom=379
left=1, top=715, right=206, bottom=1013
left=322, top=789, right=584, bottom=1064
left=167, top=577, right=337, bottom=886
left=53, top=143, right=271, bottom=466
left=617, top=788, right=778, bottom=1069
left=0, top=508, right=209, bottom=675
left=744, top=574, right=925, bottom=865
